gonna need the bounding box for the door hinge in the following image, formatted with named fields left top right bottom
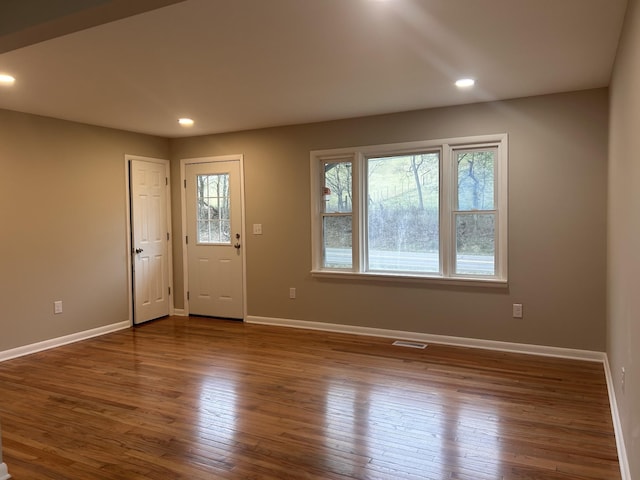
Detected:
left=165, top=177, right=168, bottom=186
left=186, top=235, right=188, bottom=245
left=168, top=286, right=171, bottom=295
left=184, top=179, right=187, bottom=188
left=167, top=232, right=170, bottom=241
left=187, top=291, right=190, bottom=300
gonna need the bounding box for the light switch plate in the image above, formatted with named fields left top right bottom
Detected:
left=512, top=303, right=523, bottom=318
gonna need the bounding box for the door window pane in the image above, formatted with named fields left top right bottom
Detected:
left=455, top=213, right=495, bottom=275
left=457, top=149, right=495, bottom=211
left=197, top=174, right=230, bottom=244
left=367, top=153, right=439, bottom=273
left=323, top=215, right=352, bottom=268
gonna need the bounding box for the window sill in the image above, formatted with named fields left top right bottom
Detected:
left=310, top=269, right=508, bottom=288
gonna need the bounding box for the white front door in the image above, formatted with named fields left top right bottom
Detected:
left=185, top=159, right=244, bottom=319
left=130, top=158, right=170, bottom=324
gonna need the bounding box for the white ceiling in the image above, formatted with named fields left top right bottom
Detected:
left=0, top=0, right=629, bottom=138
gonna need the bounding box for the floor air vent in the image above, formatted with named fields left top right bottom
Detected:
left=392, top=340, right=427, bottom=349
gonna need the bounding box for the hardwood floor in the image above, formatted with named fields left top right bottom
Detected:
left=0, top=316, right=620, bottom=479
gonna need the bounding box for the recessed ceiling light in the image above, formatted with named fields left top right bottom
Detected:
left=455, top=78, right=475, bottom=88
left=178, top=118, right=194, bottom=127
left=0, top=74, right=16, bottom=86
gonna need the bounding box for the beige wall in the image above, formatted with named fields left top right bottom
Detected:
left=609, top=0, right=640, bottom=475
left=170, top=88, right=608, bottom=351
left=0, top=109, right=169, bottom=351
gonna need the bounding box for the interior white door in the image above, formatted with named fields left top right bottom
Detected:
left=186, top=160, right=244, bottom=319
left=131, top=159, right=170, bottom=324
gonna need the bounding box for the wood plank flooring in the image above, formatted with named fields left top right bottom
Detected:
left=0, top=316, right=620, bottom=479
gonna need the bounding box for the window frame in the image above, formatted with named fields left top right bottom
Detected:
left=364, top=148, right=442, bottom=275
left=320, top=155, right=356, bottom=269
left=310, top=134, right=508, bottom=287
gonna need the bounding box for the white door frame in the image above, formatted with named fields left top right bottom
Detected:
left=124, top=154, right=174, bottom=325
left=180, top=154, right=247, bottom=319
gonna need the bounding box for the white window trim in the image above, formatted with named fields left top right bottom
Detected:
left=310, top=134, right=508, bottom=287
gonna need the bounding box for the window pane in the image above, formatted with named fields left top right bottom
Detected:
left=457, top=149, right=495, bottom=211
left=197, top=174, right=231, bottom=244
left=323, top=215, right=352, bottom=268
left=455, top=213, right=495, bottom=275
left=367, top=153, right=439, bottom=273
left=323, top=162, right=352, bottom=213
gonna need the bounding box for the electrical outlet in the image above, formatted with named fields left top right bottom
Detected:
left=621, top=367, right=626, bottom=393
left=289, top=287, right=296, bottom=299
left=253, top=223, right=263, bottom=235
left=512, top=303, right=523, bottom=318
left=54, top=301, right=63, bottom=314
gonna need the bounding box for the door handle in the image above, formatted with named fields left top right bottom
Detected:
left=135, top=248, right=144, bottom=254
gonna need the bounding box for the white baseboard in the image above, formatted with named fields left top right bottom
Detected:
left=0, top=321, right=130, bottom=363
left=246, top=315, right=605, bottom=362
left=603, top=356, right=632, bottom=480
left=0, top=461, right=10, bottom=479
left=172, top=308, right=187, bottom=317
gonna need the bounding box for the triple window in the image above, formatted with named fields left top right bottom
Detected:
left=311, top=134, right=508, bottom=284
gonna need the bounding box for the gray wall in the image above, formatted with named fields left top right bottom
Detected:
left=0, top=109, right=169, bottom=351
left=609, top=0, right=640, bottom=475
left=170, top=88, right=608, bottom=351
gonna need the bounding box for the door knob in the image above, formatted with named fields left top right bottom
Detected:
left=135, top=248, right=144, bottom=254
